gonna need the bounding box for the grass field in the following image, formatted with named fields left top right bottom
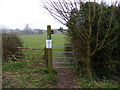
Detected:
left=20, top=34, right=66, bottom=48
left=20, top=34, right=67, bottom=57
left=2, top=33, right=66, bottom=88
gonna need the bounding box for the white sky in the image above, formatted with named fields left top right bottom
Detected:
left=0, top=0, right=119, bottom=30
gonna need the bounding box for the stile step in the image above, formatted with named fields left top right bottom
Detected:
left=53, top=62, right=74, bottom=64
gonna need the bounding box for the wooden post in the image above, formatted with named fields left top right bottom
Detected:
left=46, top=25, right=52, bottom=75
left=47, top=25, right=51, bottom=40
left=0, top=33, right=2, bottom=89
left=44, top=47, right=48, bottom=67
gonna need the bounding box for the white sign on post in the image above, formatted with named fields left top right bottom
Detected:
left=46, top=40, right=52, bottom=48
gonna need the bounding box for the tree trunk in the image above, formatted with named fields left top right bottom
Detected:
left=86, top=55, right=92, bottom=79
left=86, top=40, right=92, bottom=79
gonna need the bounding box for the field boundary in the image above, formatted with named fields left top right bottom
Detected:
left=5, top=47, right=45, bottom=61
left=15, top=47, right=44, bottom=50
left=53, top=45, right=75, bottom=69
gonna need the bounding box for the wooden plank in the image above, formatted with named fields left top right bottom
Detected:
left=53, top=57, right=75, bottom=59
left=15, top=47, right=44, bottom=50
left=5, top=52, right=44, bottom=56
left=53, top=62, right=74, bottom=64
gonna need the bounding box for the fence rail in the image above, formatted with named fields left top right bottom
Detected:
left=5, top=47, right=44, bottom=61
left=15, top=47, right=44, bottom=50
left=53, top=57, right=75, bottom=59
left=53, top=62, right=74, bottom=64
left=53, top=46, right=73, bottom=47
left=53, top=45, right=75, bottom=69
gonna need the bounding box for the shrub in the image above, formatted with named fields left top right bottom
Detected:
left=2, top=33, right=23, bottom=61
left=66, top=2, right=120, bottom=79
left=92, top=36, right=120, bottom=78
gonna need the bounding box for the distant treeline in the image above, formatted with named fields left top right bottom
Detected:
left=0, top=28, right=63, bottom=35
left=0, top=28, right=46, bottom=35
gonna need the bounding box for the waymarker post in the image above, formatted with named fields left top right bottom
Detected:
left=46, top=25, right=52, bottom=75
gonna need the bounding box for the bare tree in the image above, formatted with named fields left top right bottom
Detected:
left=23, top=24, right=33, bottom=34
left=42, top=0, right=119, bottom=79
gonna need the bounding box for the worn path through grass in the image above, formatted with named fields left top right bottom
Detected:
left=52, top=67, right=78, bottom=88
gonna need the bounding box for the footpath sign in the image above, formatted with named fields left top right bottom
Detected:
left=46, top=25, right=52, bottom=75
left=46, top=40, right=52, bottom=48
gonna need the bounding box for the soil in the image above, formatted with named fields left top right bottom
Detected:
left=54, top=68, right=77, bottom=88
left=52, top=59, right=79, bottom=88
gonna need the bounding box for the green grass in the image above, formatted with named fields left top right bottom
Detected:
left=3, top=33, right=65, bottom=88
left=2, top=61, right=25, bottom=71
left=19, top=33, right=67, bottom=59
left=76, top=78, right=120, bottom=88
left=40, top=75, right=57, bottom=87
left=20, top=34, right=66, bottom=48
left=20, top=34, right=66, bottom=57
left=20, top=34, right=45, bottom=48
left=2, top=60, right=57, bottom=88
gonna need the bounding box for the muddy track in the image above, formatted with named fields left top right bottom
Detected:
left=52, top=59, right=78, bottom=88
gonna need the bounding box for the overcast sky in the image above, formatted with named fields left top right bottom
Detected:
left=0, top=0, right=119, bottom=30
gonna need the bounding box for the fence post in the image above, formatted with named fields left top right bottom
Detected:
left=46, top=25, right=52, bottom=75
left=44, top=47, right=48, bottom=67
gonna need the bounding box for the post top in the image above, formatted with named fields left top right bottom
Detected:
left=47, top=25, right=51, bottom=27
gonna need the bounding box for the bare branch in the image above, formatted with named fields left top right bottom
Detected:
left=97, top=4, right=117, bottom=49
left=97, top=35, right=119, bottom=50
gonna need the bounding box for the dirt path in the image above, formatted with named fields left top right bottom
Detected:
left=54, top=68, right=77, bottom=88
left=52, top=60, right=78, bottom=88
